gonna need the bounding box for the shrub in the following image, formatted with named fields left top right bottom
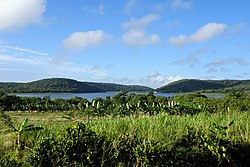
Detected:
left=28, top=122, right=115, bottom=167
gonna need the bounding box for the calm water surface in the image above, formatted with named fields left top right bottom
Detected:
left=16, top=92, right=177, bottom=101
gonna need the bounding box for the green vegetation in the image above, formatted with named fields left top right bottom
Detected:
left=0, top=91, right=250, bottom=166
left=0, top=78, right=153, bottom=93
left=157, top=79, right=250, bottom=93
left=2, top=78, right=250, bottom=94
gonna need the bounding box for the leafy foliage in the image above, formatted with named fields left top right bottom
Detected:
left=1, top=111, right=43, bottom=160
left=1, top=91, right=250, bottom=117
left=28, top=122, right=115, bottom=167
left=28, top=122, right=250, bottom=166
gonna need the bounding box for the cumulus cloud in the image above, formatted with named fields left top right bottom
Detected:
left=63, top=30, right=110, bottom=51
left=0, top=0, right=46, bottom=31
left=169, top=23, right=227, bottom=46
left=52, top=30, right=111, bottom=64
left=146, top=71, right=182, bottom=88
left=171, top=0, right=192, bottom=9
left=122, top=29, right=159, bottom=46
left=121, top=14, right=160, bottom=46
left=97, top=71, right=182, bottom=88
left=122, top=14, right=159, bottom=30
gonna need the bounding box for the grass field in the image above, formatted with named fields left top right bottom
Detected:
left=1, top=110, right=250, bottom=146
left=1, top=92, right=250, bottom=166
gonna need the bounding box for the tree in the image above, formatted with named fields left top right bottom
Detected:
left=112, top=91, right=128, bottom=104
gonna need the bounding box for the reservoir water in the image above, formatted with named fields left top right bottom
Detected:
left=15, top=92, right=177, bottom=101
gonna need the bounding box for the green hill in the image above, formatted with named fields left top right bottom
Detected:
left=85, top=82, right=152, bottom=92
left=156, top=79, right=250, bottom=93
left=0, top=78, right=153, bottom=93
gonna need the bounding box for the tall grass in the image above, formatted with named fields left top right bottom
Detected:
left=3, top=110, right=250, bottom=145
left=1, top=110, right=250, bottom=166
left=86, top=111, right=250, bottom=144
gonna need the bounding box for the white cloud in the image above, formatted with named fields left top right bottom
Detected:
left=122, top=14, right=159, bottom=30
left=121, top=14, right=160, bottom=46
left=146, top=71, right=182, bottom=88
left=0, top=52, right=49, bottom=65
left=124, top=0, right=138, bottom=14
left=0, top=54, right=18, bottom=62
left=0, top=0, right=46, bottom=31
left=2, top=45, right=48, bottom=56
left=63, top=30, right=110, bottom=51
left=0, top=54, right=46, bottom=67
left=0, top=44, right=50, bottom=65
left=122, top=29, right=159, bottom=46
left=91, top=71, right=182, bottom=88
left=169, top=23, right=227, bottom=46
left=1, top=46, right=183, bottom=87
left=171, top=0, right=192, bottom=9
left=0, top=47, right=109, bottom=82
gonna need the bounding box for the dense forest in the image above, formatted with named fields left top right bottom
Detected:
left=157, top=79, right=250, bottom=93
left=0, top=78, right=153, bottom=93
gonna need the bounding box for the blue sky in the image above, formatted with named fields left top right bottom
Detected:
left=0, top=0, right=249, bottom=88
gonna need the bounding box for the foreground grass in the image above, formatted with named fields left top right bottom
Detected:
left=2, top=110, right=250, bottom=144
left=1, top=110, right=250, bottom=166
left=86, top=111, right=250, bottom=143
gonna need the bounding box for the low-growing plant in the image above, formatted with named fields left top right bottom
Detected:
left=0, top=153, right=20, bottom=167
left=28, top=122, right=116, bottom=167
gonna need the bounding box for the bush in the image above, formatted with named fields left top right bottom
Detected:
left=28, top=122, right=115, bottom=167
left=25, top=122, right=250, bottom=166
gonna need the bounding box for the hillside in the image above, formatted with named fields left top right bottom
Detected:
left=0, top=78, right=153, bottom=93
left=85, top=82, right=152, bottom=92
left=156, top=79, right=250, bottom=93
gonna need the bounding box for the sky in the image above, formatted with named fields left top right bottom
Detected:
left=0, top=0, right=250, bottom=88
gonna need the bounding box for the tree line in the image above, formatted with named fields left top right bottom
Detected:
left=1, top=91, right=249, bottom=116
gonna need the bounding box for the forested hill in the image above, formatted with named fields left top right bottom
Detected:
left=85, top=82, right=153, bottom=92
left=0, top=78, right=153, bottom=93
left=156, top=79, right=250, bottom=93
